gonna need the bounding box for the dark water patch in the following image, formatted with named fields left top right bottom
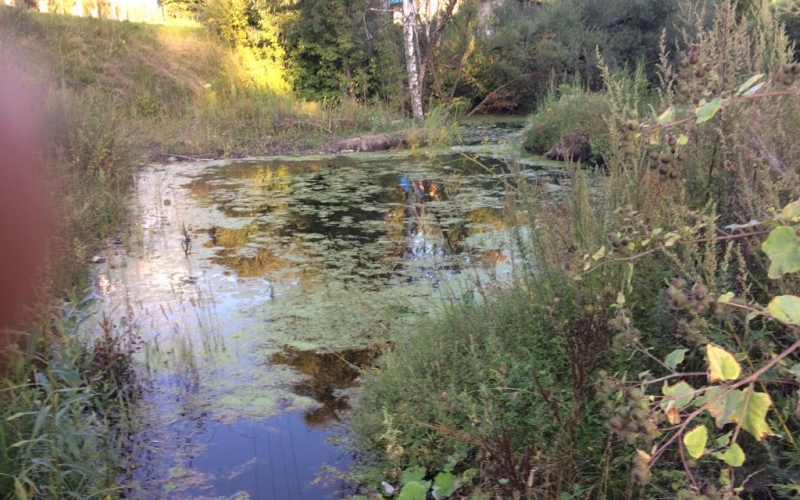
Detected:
left=182, top=412, right=352, bottom=500
left=269, top=346, right=381, bottom=428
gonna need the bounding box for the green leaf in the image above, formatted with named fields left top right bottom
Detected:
left=432, top=472, right=456, bottom=498
left=662, top=380, right=695, bottom=409
left=462, top=468, right=478, bottom=480
left=35, top=372, right=50, bottom=395
left=706, top=344, right=742, bottom=383
left=665, top=348, right=689, bottom=369
left=664, top=233, right=681, bottom=247
left=50, top=363, right=82, bottom=387
left=761, top=226, right=800, bottom=278
left=684, top=424, right=708, bottom=458
left=14, top=477, right=28, bottom=500
left=677, top=134, right=689, bottom=146
left=402, top=466, right=426, bottom=484
left=767, top=295, right=800, bottom=325
left=592, top=246, right=606, bottom=260
left=722, top=442, right=746, bottom=467
left=718, top=292, right=735, bottom=304
left=705, top=387, right=772, bottom=441
left=695, top=97, right=724, bottom=123
left=789, top=363, right=800, bottom=378
left=735, top=74, right=765, bottom=95
left=657, top=106, right=675, bottom=124
left=706, top=388, right=746, bottom=428
left=740, top=389, right=772, bottom=441
left=398, top=481, right=430, bottom=500
left=779, top=199, right=800, bottom=222
left=715, top=431, right=732, bottom=447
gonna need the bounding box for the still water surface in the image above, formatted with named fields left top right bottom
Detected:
left=87, top=138, right=558, bottom=498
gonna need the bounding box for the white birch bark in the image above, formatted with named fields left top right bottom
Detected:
left=402, top=0, right=424, bottom=122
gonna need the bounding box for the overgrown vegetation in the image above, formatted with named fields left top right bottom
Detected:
left=4, top=0, right=800, bottom=497
left=0, top=298, right=143, bottom=499
left=350, top=1, right=800, bottom=498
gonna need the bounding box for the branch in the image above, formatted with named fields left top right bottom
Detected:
left=467, top=74, right=534, bottom=117
left=649, top=336, right=800, bottom=466
left=642, top=89, right=797, bottom=136
left=579, top=229, right=772, bottom=276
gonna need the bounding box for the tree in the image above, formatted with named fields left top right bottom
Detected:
left=402, top=0, right=424, bottom=121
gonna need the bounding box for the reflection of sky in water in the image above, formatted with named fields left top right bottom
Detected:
left=86, top=152, right=534, bottom=498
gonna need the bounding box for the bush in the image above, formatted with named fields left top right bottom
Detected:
left=522, top=84, right=609, bottom=159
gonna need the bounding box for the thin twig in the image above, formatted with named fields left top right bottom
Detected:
left=580, top=229, right=771, bottom=276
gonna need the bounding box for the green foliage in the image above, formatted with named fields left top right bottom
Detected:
left=762, top=226, right=800, bottom=278
left=0, top=303, right=140, bottom=499
left=280, top=0, right=387, bottom=100
left=460, top=0, right=680, bottom=114
left=522, top=83, right=610, bottom=156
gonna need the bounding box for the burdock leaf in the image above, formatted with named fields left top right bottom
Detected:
left=398, top=481, right=430, bottom=500
left=402, top=466, right=426, bottom=484
left=658, top=106, right=675, bottom=124
left=722, top=442, right=746, bottom=467
left=704, top=387, right=745, bottom=428
left=695, top=97, right=724, bottom=123
left=706, top=344, right=741, bottom=383
left=767, top=295, right=800, bottom=326
left=662, top=380, right=695, bottom=409
left=779, top=199, right=800, bottom=222
left=684, top=425, right=708, bottom=458
left=741, top=389, right=773, bottom=441
left=665, top=348, right=689, bottom=369
left=761, top=227, right=800, bottom=278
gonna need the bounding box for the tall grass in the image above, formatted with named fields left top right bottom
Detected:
left=0, top=302, right=141, bottom=499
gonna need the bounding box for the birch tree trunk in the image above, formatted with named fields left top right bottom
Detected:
left=402, top=0, right=424, bottom=122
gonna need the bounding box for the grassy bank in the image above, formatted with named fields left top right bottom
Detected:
left=350, top=2, right=800, bottom=498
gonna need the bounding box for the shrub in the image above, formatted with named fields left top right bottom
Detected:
left=522, top=84, right=609, bottom=159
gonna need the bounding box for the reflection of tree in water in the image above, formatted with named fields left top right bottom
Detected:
left=390, top=175, right=511, bottom=281
left=269, top=346, right=378, bottom=428
left=208, top=225, right=293, bottom=278
left=390, top=177, right=467, bottom=281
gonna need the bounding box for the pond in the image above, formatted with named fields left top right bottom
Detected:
left=86, top=131, right=563, bottom=499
